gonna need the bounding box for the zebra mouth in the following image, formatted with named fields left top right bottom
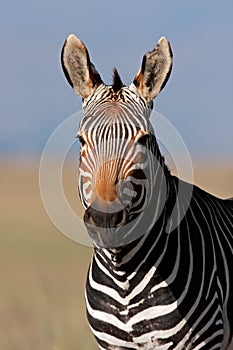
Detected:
left=83, top=205, right=141, bottom=247
left=84, top=205, right=128, bottom=228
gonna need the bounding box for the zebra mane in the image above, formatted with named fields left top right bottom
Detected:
left=112, top=68, right=124, bottom=92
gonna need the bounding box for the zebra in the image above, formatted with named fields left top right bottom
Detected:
left=61, top=34, right=233, bottom=349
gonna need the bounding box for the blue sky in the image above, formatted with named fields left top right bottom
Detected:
left=0, top=0, right=233, bottom=158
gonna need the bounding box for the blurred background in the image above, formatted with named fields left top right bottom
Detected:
left=0, top=0, right=232, bottom=349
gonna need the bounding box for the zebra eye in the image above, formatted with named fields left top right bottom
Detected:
left=137, top=134, right=150, bottom=147
left=78, top=135, right=86, bottom=147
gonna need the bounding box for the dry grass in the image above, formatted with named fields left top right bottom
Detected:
left=0, top=159, right=97, bottom=350
left=0, top=157, right=232, bottom=349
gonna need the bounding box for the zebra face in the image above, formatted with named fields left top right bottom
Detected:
left=61, top=34, right=172, bottom=247
left=78, top=100, right=154, bottom=225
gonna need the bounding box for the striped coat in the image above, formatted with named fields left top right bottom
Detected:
left=61, top=34, right=233, bottom=349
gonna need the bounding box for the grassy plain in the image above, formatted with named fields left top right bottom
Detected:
left=0, top=158, right=232, bottom=350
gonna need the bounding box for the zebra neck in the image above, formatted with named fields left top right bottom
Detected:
left=149, top=143, right=177, bottom=228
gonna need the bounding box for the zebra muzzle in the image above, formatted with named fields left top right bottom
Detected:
left=83, top=200, right=132, bottom=247
left=84, top=205, right=127, bottom=229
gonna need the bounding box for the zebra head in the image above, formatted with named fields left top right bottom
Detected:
left=61, top=35, right=173, bottom=247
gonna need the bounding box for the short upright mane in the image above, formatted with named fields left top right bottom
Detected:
left=112, top=68, right=124, bottom=92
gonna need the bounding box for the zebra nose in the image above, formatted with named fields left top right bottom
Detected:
left=84, top=206, right=126, bottom=228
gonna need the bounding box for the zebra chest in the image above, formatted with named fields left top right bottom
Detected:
left=86, top=269, right=184, bottom=349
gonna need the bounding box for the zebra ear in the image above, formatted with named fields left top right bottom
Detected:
left=61, top=34, right=103, bottom=98
left=133, top=37, right=173, bottom=102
